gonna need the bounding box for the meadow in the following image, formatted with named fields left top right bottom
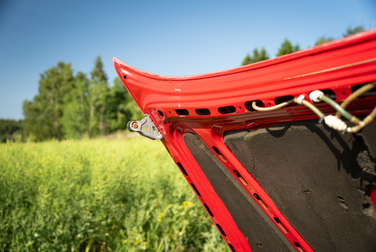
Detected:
left=0, top=136, right=227, bottom=251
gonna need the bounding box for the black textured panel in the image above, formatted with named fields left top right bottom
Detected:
left=184, top=133, right=294, bottom=252
left=224, top=120, right=376, bottom=252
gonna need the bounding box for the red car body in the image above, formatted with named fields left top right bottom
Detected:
left=113, top=29, right=376, bottom=252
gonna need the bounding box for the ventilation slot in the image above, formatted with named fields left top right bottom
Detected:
left=216, top=224, right=226, bottom=237
left=228, top=243, right=236, bottom=252
left=274, top=95, right=296, bottom=108
left=177, top=162, right=187, bottom=176
left=322, top=89, right=337, bottom=100
left=176, top=109, right=189, bottom=115
left=233, top=170, right=248, bottom=185
left=218, top=106, right=236, bottom=114
left=196, top=108, right=211, bottom=115
left=191, top=183, right=201, bottom=197
left=204, top=204, right=214, bottom=217
left=254, top=193, right=268, bottom=209
left=245, top=100, right=264, bottom=112
left=351, top=83, right=376, bottom=98
left=212, top=146, right=227, bottom=162
left=274, top=217, right=288, bottom=233
left=294, top=242, right=304, bottom=252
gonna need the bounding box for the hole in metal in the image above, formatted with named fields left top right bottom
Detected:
left=216, top=224, right=226, bottom=237
left=123, top=75, right=127, bottom=79
left=294, top=242, right=304, bottom=252
left=274, top=95, right=296, bottom=107
left=322, top=89, right=337, bottom=100
left=196, top=108, right=211, bottom=115
left=212, top=146, right=227, bottom=162
left=157, top=110, right=164, bottom=118
left=177, top=162, right=187, bottom=176
left=176, top=109, right=189, bottom=115
left=253, top=193, right=268, bottom=209
left=233, top=170, right=248, bottom=185
left=191, top=183, right=201, bottom=197
left=245, top=100, right=264, bottom=111
left=218, top=106, right=236, bottom=114
left=274, top=217, right=289, bottom=233
left=204, top=204, right=214, bottom=217
left=351, top=83, right=376, bottom=98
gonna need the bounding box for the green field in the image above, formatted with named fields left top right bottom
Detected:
left=0, top=136, right=227, bottom=251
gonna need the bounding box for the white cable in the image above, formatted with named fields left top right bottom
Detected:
left=309, top=90, right=324, bottom=103
left=324, top=115, right=347, bottom=131
left=296, top=95, right=305, bottom=105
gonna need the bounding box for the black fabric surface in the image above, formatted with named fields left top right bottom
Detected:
left=224, top=120, right=376, bottom=252
left=184, top=133, right=295, bottom=252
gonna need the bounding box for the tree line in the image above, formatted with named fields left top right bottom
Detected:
left=8, top=56, right=142, bottom=142
left=0, top=25, right=367, bottom=142
left=241, top=25, right=365, bottom=66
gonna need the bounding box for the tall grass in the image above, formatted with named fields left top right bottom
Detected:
left=0, top=137, right=227, bottom=251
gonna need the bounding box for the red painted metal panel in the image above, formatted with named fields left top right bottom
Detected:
left=113, top=29, right=376, bottom=252
left=370, top=187, right=376, bottom=212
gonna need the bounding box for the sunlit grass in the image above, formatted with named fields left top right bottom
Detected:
left=0, top=137, right=227, bottom=251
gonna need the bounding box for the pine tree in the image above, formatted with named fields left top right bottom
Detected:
left=241, top=53, right=252, bottom=66
left=91, top=56, right=108, bottom=83
left=87, top=56, right=110, bottom=138
left=343, top=25, right=365, bottom=37
left=276, top=39, right=300, bottom=57
left=23, top=62, right=74, bottom=141
left=315, top=36, right=335, bottom=46
left=254, top=47, right=269, bottom=62
left=241, top=48, right=269, bottom=66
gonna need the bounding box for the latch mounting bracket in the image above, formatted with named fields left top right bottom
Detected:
left=127, top=115, right=163, bottom=140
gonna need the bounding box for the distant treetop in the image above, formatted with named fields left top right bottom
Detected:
left=91, top=56, right=108, bottom=83
left=343, top=25, right=365, bottom=37
left=276, top=39, right=300, bottom=57
left=241, top=24, right=368, bottom=66
left=241, top=47, right=269, bottom=66
left=315, top=36, right=335, bottom=46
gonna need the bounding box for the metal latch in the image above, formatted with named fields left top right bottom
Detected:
left=127, top=115, right=163, bottom=140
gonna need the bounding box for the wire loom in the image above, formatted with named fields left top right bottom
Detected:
left=251, top=82, right=376, bottom=133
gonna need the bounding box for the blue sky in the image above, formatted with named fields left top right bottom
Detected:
left=0, top=0, right=375, bottom=120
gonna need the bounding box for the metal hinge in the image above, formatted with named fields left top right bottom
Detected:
left=127, top=115, right=163, bottom=140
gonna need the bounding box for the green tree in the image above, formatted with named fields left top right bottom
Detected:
left=87, top=56, right=110, bottom=138
left=62, top=72, right=90, bottom=139
left=276, top=39, right=300, bottom=57
left=343, top=25, right=365, bottom=37
left=241, top=48, right=269, bottom=66
left=315, top=36, right=335, bottom=46
left=91, top=55, right=108, bottom=83
left=0, top=119, right=23, bottom=143
left=107, top=77, right=143, bottom=132
left=23, top=62, right=74, bottom=141
left=241, top=53, right=252, bottom=66
left=253, top=47, right=269, bottom=63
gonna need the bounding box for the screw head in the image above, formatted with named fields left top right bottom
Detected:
left=131, top=121, right=138, bottom=129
